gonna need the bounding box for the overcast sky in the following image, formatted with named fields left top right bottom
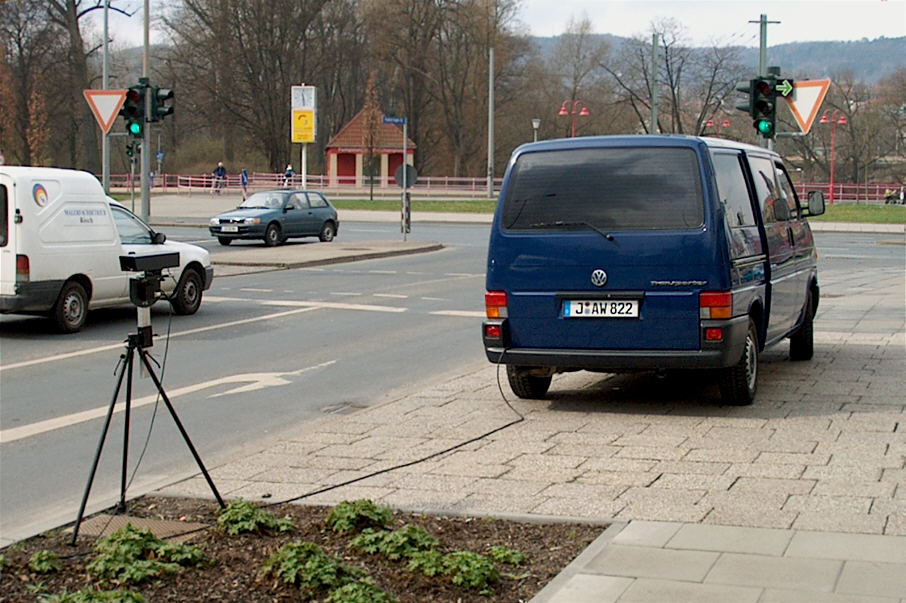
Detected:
left=95, top=0, right=906, bottom=49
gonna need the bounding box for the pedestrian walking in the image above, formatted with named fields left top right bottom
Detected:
left=283, top=164, right=295, bottom=187
left=212, top=161, right=226, bottom=195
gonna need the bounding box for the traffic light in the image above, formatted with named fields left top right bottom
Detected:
left=125, top=141, right=141, bottom=159
left=752, top=77, right=777, bottom=138
left=150, top=86, right=174, bottom=122
left=735, top=79, right=755, bottom=117
left=120, top=84, right=145, bottom=138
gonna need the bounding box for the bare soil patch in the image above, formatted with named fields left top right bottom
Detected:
left=1, top=496, right=602, bottom=602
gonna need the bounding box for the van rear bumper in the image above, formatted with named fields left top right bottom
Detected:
left=483, top=315, right=749, bottom=370
left=0, top=280, right=64, bottom=313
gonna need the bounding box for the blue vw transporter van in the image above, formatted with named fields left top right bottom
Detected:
left=482, top=135, right=825, bottom=406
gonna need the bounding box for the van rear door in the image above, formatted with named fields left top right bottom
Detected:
left=0, top=176, right=16, bottom=298
left=487, top=143, right=722, bottom=353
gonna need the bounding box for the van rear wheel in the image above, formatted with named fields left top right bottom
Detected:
left=53, top=281, right=88, bottom=333
left=718, top=318, right=758, bottom=406
left=506, top=365, right=552, bottom=399
left=790, top=294, right=814, bottom=361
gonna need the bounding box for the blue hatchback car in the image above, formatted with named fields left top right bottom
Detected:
left=483, top=135, right=825, bottom=406
left=209, top=189, right=339, bottom=246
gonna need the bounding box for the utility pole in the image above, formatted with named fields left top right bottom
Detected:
left=650, top=33, right=659, bottom=134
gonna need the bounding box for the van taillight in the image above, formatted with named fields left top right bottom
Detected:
left=485, top=291, right=507, bottom=318
left=700, top=291, right=732, bottom=319
left=16, top=254, right=29, bottom=282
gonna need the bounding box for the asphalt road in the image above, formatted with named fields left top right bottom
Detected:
left=0, top=227, right=902, bottom=544
left=0, top=220, right=490, bottom=542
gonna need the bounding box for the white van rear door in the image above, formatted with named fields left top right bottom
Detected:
left=0, top=177, right=15, bottom=297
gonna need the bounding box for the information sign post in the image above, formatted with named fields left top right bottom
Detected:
left=291, top=85, right=317, bottom=189
left=384, top=116, right=410, bottom=241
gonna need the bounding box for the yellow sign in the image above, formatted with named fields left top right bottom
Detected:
left=292, top=109, right=315, bottom=143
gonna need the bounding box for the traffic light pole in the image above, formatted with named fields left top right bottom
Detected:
left=140, top=0, right=150, bottom=222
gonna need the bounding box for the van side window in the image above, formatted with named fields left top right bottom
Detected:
left=0, top=185, right=7, bottom=247
left=712, top=152, right=755, bottom=227
left=775, top=165, right=800, bottom=219
left=748, top=156, right=788, bottom=223
left=111, top=206, right=153, bottom=244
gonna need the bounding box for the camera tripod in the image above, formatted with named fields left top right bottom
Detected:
left=71, top=307, right=224, bottom=544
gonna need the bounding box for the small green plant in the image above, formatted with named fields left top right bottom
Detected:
left=216, top=498, right=296, bottom=535
left=261, top=541, right=363, bottom=598
left=408, top=550, right=500, bottom=593
left=326, top=579, right=398, bottom=603
left=29, top=550, right=62, bottom=573
left=488, top=545, right=528, bottom=565
left=326, top=499, right=393, bottom=533
left=38, top=587, right=145, bottom=602
left=349, top=524, right=439, bottom=560
left=87, top=523, right=204, bottom=585
left=406, top=550, right=445, bottom=577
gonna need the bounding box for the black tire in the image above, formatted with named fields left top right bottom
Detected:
left=264, top=223, right=282, bottom=247
left=790, top=294, right=814, bottom=361
left=171, top=268, right=203, bottom=315
left=217, top=236, right=232, bottom=246
left=506, top=365, right=552, bottom=399
left=52, top=281, right=88, bottom=333
left=718, top=318, right=759, bottom=406
left=319, top=221, right=336, bottom=242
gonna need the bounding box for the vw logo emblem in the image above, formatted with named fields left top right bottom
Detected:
left=591, top=269, right=608, bottom=287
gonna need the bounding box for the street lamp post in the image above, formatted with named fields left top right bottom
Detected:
left=531, top=118, right=541, bottom=142
left=819, top=109, right=847, bottom=205
left=558, top=100, right=590, bottom=137
left=705, top=117, right=731, bottom=138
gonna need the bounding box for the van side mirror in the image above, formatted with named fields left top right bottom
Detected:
left=805, top=191, right=826, bottom=216
left=152, top=231, right=167, bottom=244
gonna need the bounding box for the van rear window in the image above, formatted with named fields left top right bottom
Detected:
left=501, top=147, right=704, bottom=231
left=0, top=185, right=8, bottom=247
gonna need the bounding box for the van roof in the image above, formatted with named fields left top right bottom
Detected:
left=0, top=166, right=104, bottom=195
left=511, top=134, right=775, bottom=157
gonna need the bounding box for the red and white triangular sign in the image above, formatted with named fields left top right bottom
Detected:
left=83, top=89, right=127, bottom=134
left=784, top=79, right=831, bottom=135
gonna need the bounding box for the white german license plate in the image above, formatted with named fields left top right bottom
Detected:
left=563, top=299, right=639, bottom=318
left=221, top=225, right=239, bottom=232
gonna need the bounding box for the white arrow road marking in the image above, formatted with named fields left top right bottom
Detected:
left=0, top=360, right=336, bottom=444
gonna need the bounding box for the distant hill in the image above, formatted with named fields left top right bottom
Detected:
left=532, top=35, right=905, bottom=85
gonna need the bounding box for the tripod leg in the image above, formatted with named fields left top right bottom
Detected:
left=71, top=345, right=133, bottom=545
left=119, top=346, right=134, bottom=513
left=137, top=348, right=225, bottom=508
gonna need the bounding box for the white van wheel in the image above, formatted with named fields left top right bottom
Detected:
left=53, top=281, right=88, bottom=333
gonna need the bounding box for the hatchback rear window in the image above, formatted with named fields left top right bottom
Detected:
left=501, top=147, right=704, bottom=231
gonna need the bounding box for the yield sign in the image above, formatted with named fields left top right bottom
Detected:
left=83, top=89, right=127, bottom=134
left=784, top=79, right=831, bottom=135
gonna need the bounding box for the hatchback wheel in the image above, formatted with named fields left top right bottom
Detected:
left=264, top=223, right=282, bottom=246
left=319, top=221, right=336, bottom=242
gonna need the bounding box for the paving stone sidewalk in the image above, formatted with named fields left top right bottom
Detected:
left=156, top=259, right=906, bottom=600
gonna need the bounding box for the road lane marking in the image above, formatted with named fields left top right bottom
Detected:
left=0, top=361, right=337, bottom=444
left=430, top=310, right=486, bottom=318
left=240, top=288, right=274, bottom=293
left=374, top=293, right=408, bottom=299
left=0, top=307, right=321, bottom=373
left=260, top=300, right=407, bottom=313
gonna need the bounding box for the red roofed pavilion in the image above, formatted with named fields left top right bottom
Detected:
left=325, top=109, right=415, bottom=187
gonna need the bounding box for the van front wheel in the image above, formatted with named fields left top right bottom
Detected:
left=718, top=319, right=758, bottom=406
left=53, top=281, right=88, bottom=333
left=506, top=365, right=552, bottom=399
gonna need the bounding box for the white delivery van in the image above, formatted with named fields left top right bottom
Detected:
left=0, top=166, right=213, bottom=332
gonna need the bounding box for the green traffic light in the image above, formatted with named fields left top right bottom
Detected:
left=128, top=120, right=142, bottom=136
left=756, top=119, right=774, bottom=135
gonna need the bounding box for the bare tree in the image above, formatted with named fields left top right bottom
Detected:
left=362, top=70, right=381, bottom=200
